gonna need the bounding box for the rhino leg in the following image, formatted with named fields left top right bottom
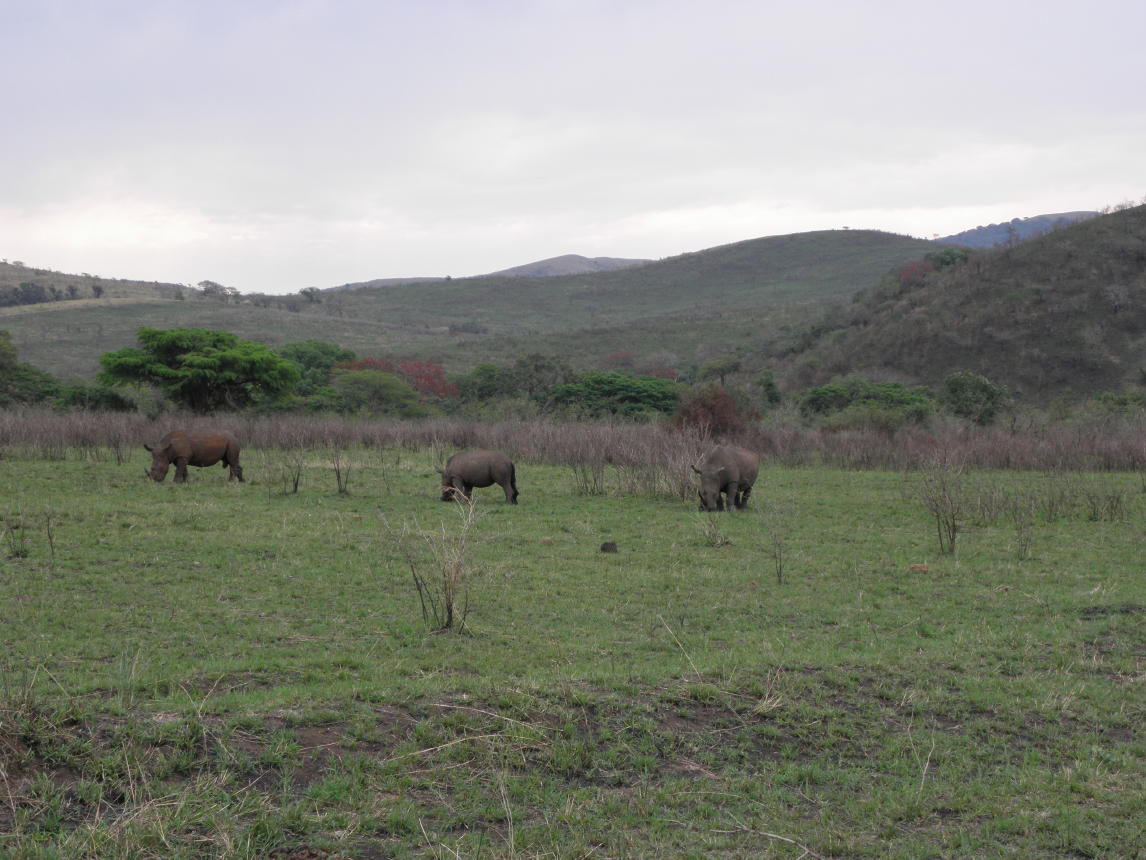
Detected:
left=174, top=459, right=190, bottom=483
left=736, top=484, right=753, bottom=509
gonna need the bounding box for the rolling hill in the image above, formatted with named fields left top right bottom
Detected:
left=1, top=229, right=938, bottom=380
left=482, top=254, right=651, bottom=278
left=937, top=211, right=1098, bottom=248
left=781, top=204, right=1146, bottom=400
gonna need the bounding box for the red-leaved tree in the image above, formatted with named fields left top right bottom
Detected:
left=398, top=359, right=458, bottom=399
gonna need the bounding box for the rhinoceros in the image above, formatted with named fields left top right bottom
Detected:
left=144, top=430, right=244, bottom=483
left=436, top=449, right=518, bottom=504
left=691, top=445, right=759, bottom=511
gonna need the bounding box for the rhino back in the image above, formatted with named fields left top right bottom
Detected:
left=446, top=449, right=513, bottom=483
left=700, top=445, right=758, bottom=482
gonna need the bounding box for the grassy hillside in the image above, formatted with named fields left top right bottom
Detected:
left=482, top=253, right=651, bottom=277
left=1, top=229, right=936, bottom=380
left=783, top=204, right=1146, bottom=399
left=324, top=229, right=936, bottom=334
left=0, top=260, right=191, bottom=302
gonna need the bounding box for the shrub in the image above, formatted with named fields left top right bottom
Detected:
left=548, top=372, right=680, bottom=419
left=799, top=377, right=934, bottom=424
left=939, top=371, right=1009, bottom=425
left=328, top=370, right=428, bottom=417
left=671, top=385, right=758, bottom=435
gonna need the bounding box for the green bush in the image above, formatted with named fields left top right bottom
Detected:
left=549, top=371, right=680, bottom=419
left=799, top=377, right=934, bottom=422
left=328, top=370, right=428, bottom=417
left=938, top=371, right=1009, bottom=425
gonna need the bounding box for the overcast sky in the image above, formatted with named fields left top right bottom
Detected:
left=3, top=0, right=1143, bottom=294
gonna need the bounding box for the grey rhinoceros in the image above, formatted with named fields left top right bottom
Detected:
left=436, top=449, right=519, bottom=504
left=144, top=430, right=244, bottom=483
left=691, top=445, right=759, bottom=511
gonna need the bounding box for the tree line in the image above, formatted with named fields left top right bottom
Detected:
left=1, top=325, right=1061, bottom=434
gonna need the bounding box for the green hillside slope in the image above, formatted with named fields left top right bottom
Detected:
left=2, top=229, right=936, bottom=379
left=783, top=204, right=1146, bottom=399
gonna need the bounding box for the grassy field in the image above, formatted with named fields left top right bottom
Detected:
left=1, top=443, right=1144, bottom=857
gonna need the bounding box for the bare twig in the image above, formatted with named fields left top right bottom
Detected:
left=711, top=814, right=827, bottom=859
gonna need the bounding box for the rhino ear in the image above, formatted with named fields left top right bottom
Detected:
left=434, top=467, right=445, bottom=476
left=691, top=465, right=701, bottom=474
left=144, top=443, right=153, bottom=452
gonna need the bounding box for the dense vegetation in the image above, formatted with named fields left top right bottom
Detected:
left=783, top=203, right=1146, bottom=399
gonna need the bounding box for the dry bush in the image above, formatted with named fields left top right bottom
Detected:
left=4, top=407, right=1146, bottom=475
left=913, top=454, right=967, bottom=555
left=387, top=497, right=484, bottom=634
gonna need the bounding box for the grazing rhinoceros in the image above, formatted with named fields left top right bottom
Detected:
left=145, top=430, right=244, bottom=483
left=691, top=445, right=759, bottom=511
left=436, top=449, right=518, bottom=504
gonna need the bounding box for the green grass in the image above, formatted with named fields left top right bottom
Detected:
left=2, top=449, right=1144, bottom=857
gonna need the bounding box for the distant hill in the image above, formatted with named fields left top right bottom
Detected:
left=483, top=254, right=650, bottom=278
left=1, top=229, right=936, bottom=379
left=938, top=211, right=1098, bottom=248
left=1, top=260, right=190, bottom=302
left=325, top=276, right=442, bottom=292
left=783, top=204, right=1146, bottom=400
left=327, top=253, right=651, bottom=289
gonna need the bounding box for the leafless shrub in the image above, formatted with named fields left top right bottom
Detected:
left=3, top=512, right=30, bottom=559
left=1036, top=472, right=1081, bottom=522
left=4, top=407, right=1146, bottom=475
left=570, top=463, right=606, bottom=495
left=697, top=513, right=731, bottom=547
left=377, top=447, right=400, bottom=493
left=615, top=464, right=660, bottom=496
left=914, top=455, right=966, bottom=555
left=388, top=496, right=483, bottom=633
left=1079, top=479, right=1126, bottom=522
left=1008, top=495, right=1036, bottom=561
left=969, top=478, right=1012, bottom=525
left=331, top=448, right=352, bottom=495
left=762, top=502, right=794, bottom=585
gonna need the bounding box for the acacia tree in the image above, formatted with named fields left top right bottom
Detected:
left=99, top=327, right=299, bottom=413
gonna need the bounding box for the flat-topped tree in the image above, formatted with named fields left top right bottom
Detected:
left=99, top=327, right=300, bottom=413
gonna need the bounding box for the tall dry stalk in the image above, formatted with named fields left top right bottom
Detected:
left=331, top=448, right=352, bottom=495
left=389, top=496, right=483, bottom=634
left=762, top=502, right=794, bottom=585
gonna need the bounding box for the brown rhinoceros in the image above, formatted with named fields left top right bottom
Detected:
left=436, top=449, right=518, bottom=504
left=144, top=430, right=244, bottom=483
left=691, top=445, right=759, bottom=511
